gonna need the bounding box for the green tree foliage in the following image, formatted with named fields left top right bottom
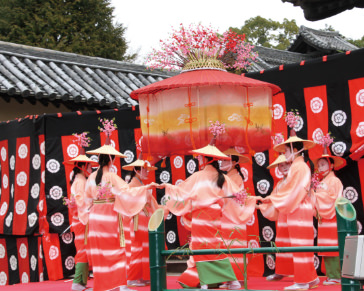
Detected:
left=348, top=37, right=364, bottom=48
left=0, top=0, right=136, bottom=61
left=230, top=16, right=299, bottom=50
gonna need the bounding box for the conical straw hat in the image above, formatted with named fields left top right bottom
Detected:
left=190, top=144, right=230, bottom=161
left=273, top=129, right=316, bottom=153
left=312, top=147, right=346, bottom=170
left=86, top=136, right=126, bottom=158
left=63, top=154, right=98, bottom=166
left=223, top=148, right=250, bottom=164
left=122, top=153, right=157, bottom=171
left=267, top=154, right=287, bottom=169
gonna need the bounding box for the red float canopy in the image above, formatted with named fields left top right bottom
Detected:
left=131, top=69, right=281, bottom=99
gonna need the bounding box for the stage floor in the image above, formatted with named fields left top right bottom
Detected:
left=1, top=276, right=341, bottom=290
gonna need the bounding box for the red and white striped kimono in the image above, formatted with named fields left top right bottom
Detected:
left=127, top=177, right=159, bottom=282
left=164, top=165, right=256, bottom=287
left=311, top=171, right=342, bottom=256
left=85, top=167, right=149, bottom=291
left=71, top=174, right=88, bottom=265
left=268, top=156, right=317, bottom=284
left=221, top=168, right=249, bottom=280
left=260, top=178, right=294, bottom=275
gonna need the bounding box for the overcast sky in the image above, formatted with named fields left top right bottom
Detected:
left=111, top=0, right=364, bottom=63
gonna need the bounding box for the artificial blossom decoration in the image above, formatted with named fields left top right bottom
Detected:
left=209, top=120, right=226, bottom=137
left=98, top=118, right=117, bottom=137
left=316, top=132, right=334, bottom=148
left=63, top=196, right=76, bottom=208
left=146, top=23, right=257, bottom=71
left=233, top=188, right=250, bottom=205
left=310, top=170, right=322, bottom=192
left=73, top=132, right=91, bottom=148
left=271, top=133, right=285, bottom=146
left=284, top=110, right=300, bottom=129
left=96, top=182, right=114, bottom=200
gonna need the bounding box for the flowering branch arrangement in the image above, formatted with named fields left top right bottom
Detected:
left=146, top=23, right=257, bottom=71
left=316, top=132, right=334, bottom=148
left=284, top=110, right=300, bottom=129
left=271, top=133, right=285, bottom=146
left=233, top=188, right=250, bottom=205
left=310, top=171, right=322, bottom=192
left=63, top=196, right=76, bottom=208
left=96, top=182, right=114, bottom=200
left=73, top=132, right=91, bottom=148
left=98, top=118, right=117, bottom=137
left=209, top=120, right=226, bottom=137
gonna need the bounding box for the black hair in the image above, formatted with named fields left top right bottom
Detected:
left=290, top=141, right=314, bottom=172
left=126, top=166, right=141, bottom=182
left=231, top=155, right=245, bottom=181
left=206, top=157, right=225, bottom=189
left=96, top=154, right=115, bottom=185
left=70, top=162, right=86, bottom=186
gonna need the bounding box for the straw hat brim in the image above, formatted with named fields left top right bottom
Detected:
left=267, top=155, right=287, bottom=169
left=190, top=144, right=231, bottom=160
left=63, top=155, right=99, bottom=166
left=122, top=159, right=158, bottom=171
left=86, top=145, right=126, bottom=158
left=312, top=154, right=346, bottom=170
left=273, top=136, right=316, bottom=153
left=223, top=148, right=250, bottom=164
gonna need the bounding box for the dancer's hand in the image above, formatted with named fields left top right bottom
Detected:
left=155, top=183, right=166, bottom=189
left=261, top=196, right=271, bottom=204
left=146, top=182, right=159, bottom=189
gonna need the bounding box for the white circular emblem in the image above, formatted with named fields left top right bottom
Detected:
left=294, top=117, right=304, bottom=132
left=0, top=244, right=5, bottom=259
left=18, top=144, right=28, bottom=159
left=331, top=110, right=347, bottom=127
left=10, top=155, right=15, bottom=171
left=19, top=243, right=27, bottom=259
left=17, top=172, right=27, bottom=187
left=5, top=212, right=13, bottom=227
left=0, top=202, right=8, bottom=216
left=266, top=254, right=275, bottom=270
left=273, top=104, right=284, bottom=120
left=32, top=154, right=41, bottom=170
left=187, top=159, right=197, bottom=174
left=356, top=122, right=364, bottom=137
left=46, top=159, right=60, bottom=173
left=356, top=89, right=364, bottom=106
left=40, top=141, right=45, bottom=155
left=41, top=171, right=45, bottom=184
left=1, top=147, right=6, bottom=162
left=166, top=213, right=173, bottom=220
left=28, top=213, right=38, bottom=227
left=314, top=255, right=320, bottom=270
left=2, top=174, right=8, bottom=189
left=109, top=165, right=118, bottom=174
left=262, top=226, right=274, bottom=241
left=123, top=150, right=134, bottom=164
left=49, top=245, right=59, bottom=260
left=39, top=200, right=44, bottom=212
left=67, top=143, right=78, bottom=158
left=65, top=256, right=75, bottom=270
left=175, top=179, right=184, bottom=185
left=50, top=186, right=63, bottom=200
left=257, top=179, right=270, bottom=195
left=275, top=167, right=284, bottom=179
left=31, top=183, right=40, bottom=199
left=358, top=221, right=362, bottom=234
left=331, top=142, right=346, bottom=157
left=246, top=214, right=255, bottom=226
left=160, top=171, right=170, bottom=183
left=240, top=167, right=249, bottom=182
left=0, top=271, right=7, bottom=285
left=9, top=255, right=17, bottom=270
left=31, top=255, right=37, bottom=271
left=312, top=128, right=324, bottom=144
left=15, top=200, right=26, bottom=215
left=51, top=212, right=64, bottom=226
left=90, top=155, right=99, bottom=164
left=310, top=97, right=324, bottom=113
left=21, top=272, right=28, bottom=283
left=166, top=230, right=176, bottom=244
left=160, top=195, right=167, bottom=206
left=173, top=156, right=183, bottom=169
left=248, top=239, right=259, bottom=248
left=254, top=152, right=266, bottom=166
left=62, top=232, right=73, bottom=244
left=343, top=186, right=358, bottom=203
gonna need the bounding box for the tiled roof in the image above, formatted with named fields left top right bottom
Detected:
left=0, top=41, right=176, bottom=108
left=282, top=0, right=364, bottom=21
left=288, top=26, right=358, bottom=54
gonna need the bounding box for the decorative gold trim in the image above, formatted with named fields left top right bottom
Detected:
left=182, top=58, right=226, bottom=71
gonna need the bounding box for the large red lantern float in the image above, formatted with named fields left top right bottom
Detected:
left=130, top=24, right=281, bottom=158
